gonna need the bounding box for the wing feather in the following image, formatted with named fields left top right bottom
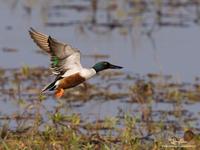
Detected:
left=29, top=28, right=50, bottom=53
left=29, top=27, right=82, bottom=76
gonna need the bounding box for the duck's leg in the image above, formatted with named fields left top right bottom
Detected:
left=55, top=88, right=64, bottom=98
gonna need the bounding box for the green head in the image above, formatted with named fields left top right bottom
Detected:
left=92, top=61, right=123, bottom=72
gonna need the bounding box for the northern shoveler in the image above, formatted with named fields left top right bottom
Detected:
left=29, top=28, right=123, bottom=98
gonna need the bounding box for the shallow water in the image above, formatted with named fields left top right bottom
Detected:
left=0, top=1, right=200, bottom=136
left=1, top=1, right=200, bottom=81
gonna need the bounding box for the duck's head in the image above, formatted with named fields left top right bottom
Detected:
left=92, top=61, right=123, bottom=72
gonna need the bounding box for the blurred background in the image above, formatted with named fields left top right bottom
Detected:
left=0, top=0, right=200, bottom=148
left=1, top=0, right=200, bottom=81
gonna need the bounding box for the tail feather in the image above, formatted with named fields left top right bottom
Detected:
left=42, top=81, right=57, bottom=92
left=41, top=76, right=63, bottom=93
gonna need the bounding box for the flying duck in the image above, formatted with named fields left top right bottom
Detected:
left=29, top=28, right=123, bottom=98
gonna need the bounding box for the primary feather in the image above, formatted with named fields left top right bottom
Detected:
left=29, top=28, right=82, bottom=76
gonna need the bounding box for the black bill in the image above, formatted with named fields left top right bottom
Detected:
left=109, top=64, right=123, bottom=69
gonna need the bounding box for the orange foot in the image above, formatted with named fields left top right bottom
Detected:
left=55, top=88, right=64, bottom=99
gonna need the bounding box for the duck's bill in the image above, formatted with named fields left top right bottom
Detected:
left=109, top=64, right=123, bottom=69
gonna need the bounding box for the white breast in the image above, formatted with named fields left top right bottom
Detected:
left=80, top=68, right=96, bottom=79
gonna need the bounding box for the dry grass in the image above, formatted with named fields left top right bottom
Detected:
left=0, top=67, right=199, bottom=149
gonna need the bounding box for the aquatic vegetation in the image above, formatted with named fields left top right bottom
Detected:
left=1, top=0, right=200, bottom=148
left=2, top=0, right=200, bottom=34
left=0, top=67, right=199, bottom=148
left=1, top=48, right=18, bottom=53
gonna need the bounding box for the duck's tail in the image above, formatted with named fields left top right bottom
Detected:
left=41, top=81, right=57, bottom=92
left=41, top=76, right=63, bottom=93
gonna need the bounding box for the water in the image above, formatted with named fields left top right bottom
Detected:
left=1, top=2, right=200, bottom=81
left=0, top=0, right=200, bottom=132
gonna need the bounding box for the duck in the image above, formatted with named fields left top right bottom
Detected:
left=29, top=28, right=123, bottom=98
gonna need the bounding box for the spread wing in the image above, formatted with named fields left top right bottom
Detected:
left=29, top=27, right=82, bottom=75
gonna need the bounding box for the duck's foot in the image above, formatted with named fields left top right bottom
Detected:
left=55, top=88, right=64, bottom=99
